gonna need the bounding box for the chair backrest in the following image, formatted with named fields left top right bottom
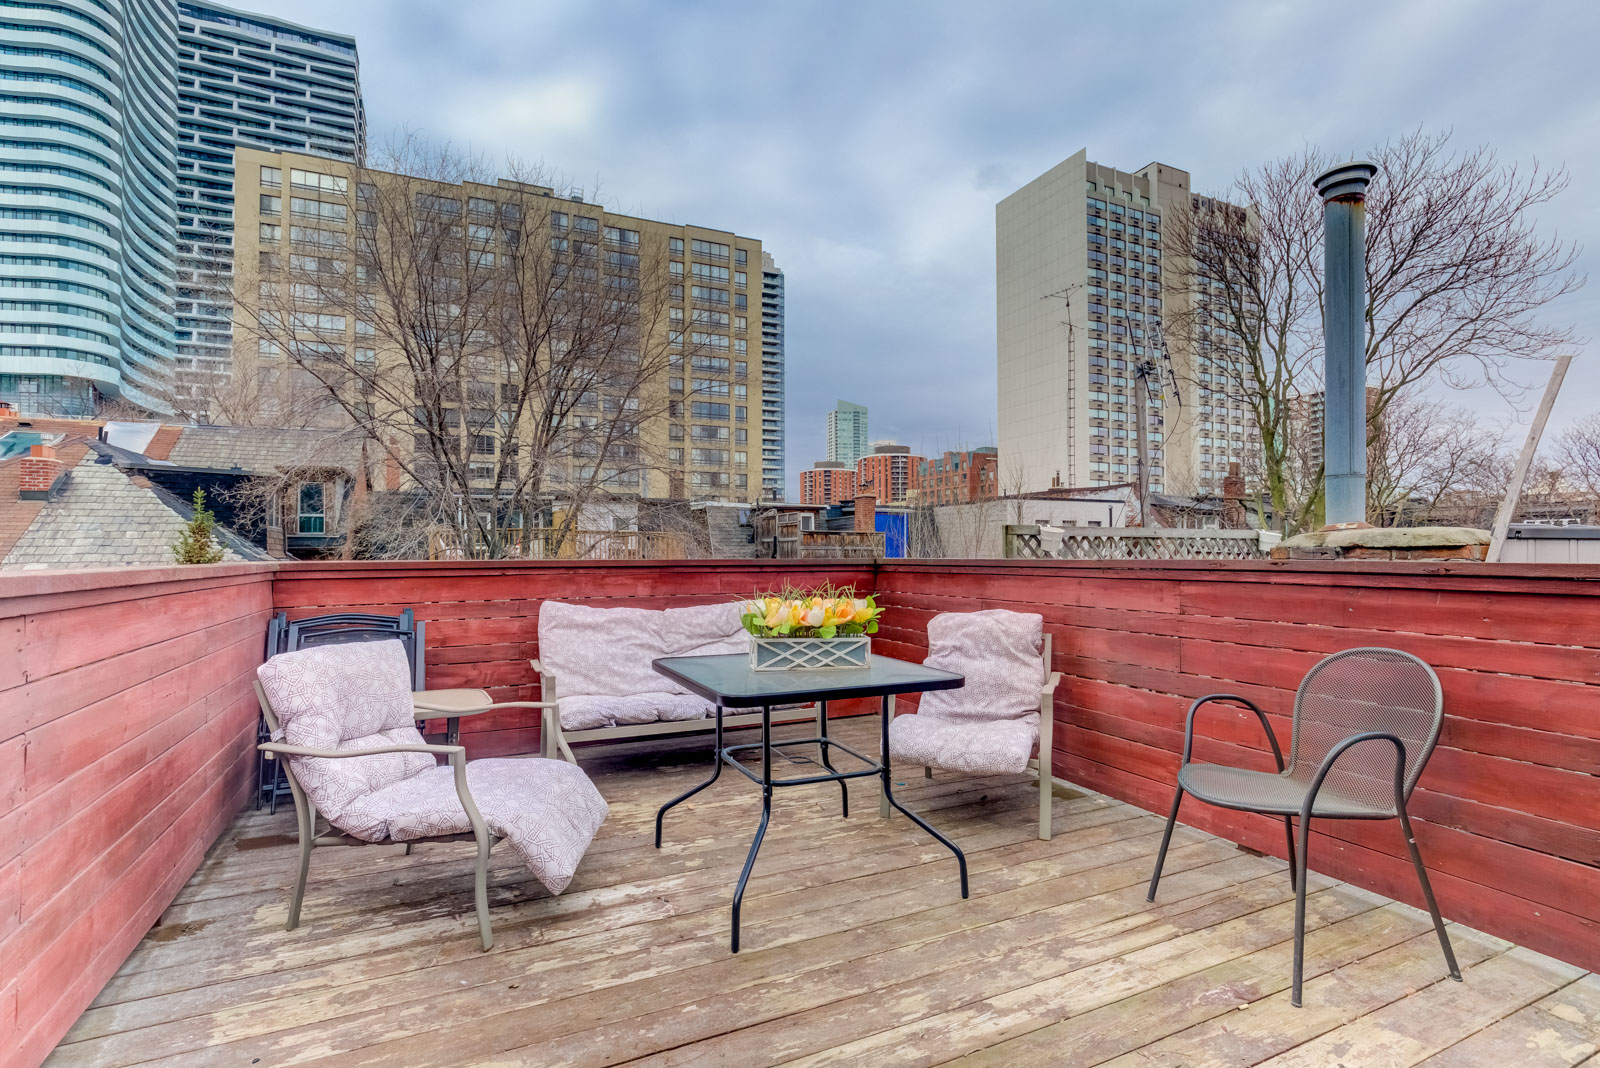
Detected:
left=1289, top=647, right=1443, bottom=808
left=257, top=639, right=434, bottom=838
left=536, top=600, right=672, bottom=698
left=917, top=609, right=1047, bottom=723
left=283, top=610, right=425, bottom=689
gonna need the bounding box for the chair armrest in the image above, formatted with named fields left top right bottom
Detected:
left=529, top=658, right=545, bottom=674
left=258, top=741, right=491, bottom=842
left=1041, top=671, right=1061, bottom=706
left=259, top=741, right=464, bottom=763
left=1183, top=694, right=1284, bottom=771
left=1301, top=731, right=1407, bottom=819
left=411, top=700, right=556, bottom=719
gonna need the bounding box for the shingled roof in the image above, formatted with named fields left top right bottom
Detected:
left=0, top=446, right=268, bottom=571
left=161, top=424, right=365, bottom=473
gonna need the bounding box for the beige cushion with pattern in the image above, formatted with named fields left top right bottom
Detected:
left=258, top=640, right=608, bottom=894
left=537, top=601, right=667, bottom=696
left=540, top=599, right=748, bottom=724
left=889, top=610, right=1045, bottom=775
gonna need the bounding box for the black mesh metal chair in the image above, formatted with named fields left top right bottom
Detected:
left=1146, top=647, right=1461, bottom=1006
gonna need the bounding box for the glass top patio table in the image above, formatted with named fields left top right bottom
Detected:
left=650, top=652, right=969, bottom=952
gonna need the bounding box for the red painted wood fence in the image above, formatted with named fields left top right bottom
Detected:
left=0, top=564, right=275, bottom=1068
left=270, top=560, right=880, bottom=756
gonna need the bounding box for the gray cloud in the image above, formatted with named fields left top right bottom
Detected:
left=264, top=0, right=1597, bottom=491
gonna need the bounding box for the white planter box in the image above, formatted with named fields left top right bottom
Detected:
left=750, top=635, right=870, bottom=671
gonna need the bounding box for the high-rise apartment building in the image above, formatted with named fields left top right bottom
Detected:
left=855, top=442, right=920, bottom=504
left=825, top=400, right=869, bottom=466
left=996, top=149, right=1258, bottom=497
left=0, top=0, right=179, bottom=416
left=759, top=251, right=784, bottom=500
left=231, top=147, right=766, bottom=502
left=912, top=447, right=998, bottom=506
left=800, top=460, right=856, bottom=506
left=172, top=3, right=363, bottom=415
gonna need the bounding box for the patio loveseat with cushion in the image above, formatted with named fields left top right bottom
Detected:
left=535, top=600, right=822, bottom=762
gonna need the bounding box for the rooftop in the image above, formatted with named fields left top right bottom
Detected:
left=3, top=557, right=1598, bottom=1065
left=48, top=716, right=1591, bottom=1066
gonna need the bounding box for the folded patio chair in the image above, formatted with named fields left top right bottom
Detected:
left=255, top=639, right=609, bottom=950
left=885, top=610, right=1061, bottom=839
left=1146, top=647, right=1462, bottom=1006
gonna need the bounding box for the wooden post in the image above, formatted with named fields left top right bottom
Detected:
left=1488, top=354, right=1573, bottom=563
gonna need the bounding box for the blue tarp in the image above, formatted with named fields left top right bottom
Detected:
left=876, top=512, right=907, bottom=558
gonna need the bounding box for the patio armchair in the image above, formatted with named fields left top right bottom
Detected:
left=1146, top=646, right=1462, bottom=1006
left=255, top=639, right=609, bottom=951
left=884, top=610, right=1061, bottom=839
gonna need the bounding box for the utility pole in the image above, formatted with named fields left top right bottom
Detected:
left=1133, top=359, right=1153, bottom=526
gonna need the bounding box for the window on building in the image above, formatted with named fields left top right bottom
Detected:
left=290, top=168, right=347, bottom=195
left=297, top=482, right=326, bottom=534
left=261, top=166, right=281, bottom=187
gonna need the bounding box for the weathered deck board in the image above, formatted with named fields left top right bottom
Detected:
left=47, top=718, right=1598, bottom=1067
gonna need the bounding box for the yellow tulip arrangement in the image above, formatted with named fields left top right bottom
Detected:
left=739, top=583, right=882, bottom=640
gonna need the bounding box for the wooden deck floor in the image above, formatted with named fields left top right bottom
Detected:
left=49, top=717, right=1600, bottom=1067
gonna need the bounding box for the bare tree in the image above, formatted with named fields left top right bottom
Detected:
left=1167, top=128, right=1583, bottom=534
left=1553, top=414, right=1600, bottom=499
left=1366, top=394, right=1506, bottom=525
left=233, top=137, right=712, bottom=557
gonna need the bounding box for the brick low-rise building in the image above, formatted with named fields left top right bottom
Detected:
left=913, top=447, right=999, bottom=506
left=800, top=460, right=857, bottom=505
left=855, top=443, right=922, bottom=505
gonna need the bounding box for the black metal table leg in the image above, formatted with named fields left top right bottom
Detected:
left=879, top=694, right=968, bottom=897
left=730, top=703, right=774, bottom=952
left=655, top=702, right=726, bottom=848
left=816, top=700, right=848, bottom=817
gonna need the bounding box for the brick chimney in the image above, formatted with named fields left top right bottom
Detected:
left=853, top=493, right=876, bottom=533
left=18, top=444, right=64, bottom=500
left=1221, top=462, right=1246, bottom=529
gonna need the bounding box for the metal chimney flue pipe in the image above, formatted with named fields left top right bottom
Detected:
left=1314, top=160, right=1377, bottom=526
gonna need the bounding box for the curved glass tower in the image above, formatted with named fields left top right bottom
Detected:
left=0, top=0, right=178, bottom=416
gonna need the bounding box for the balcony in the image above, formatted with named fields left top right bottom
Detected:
left=5, top=559, right=1599, bottom=1065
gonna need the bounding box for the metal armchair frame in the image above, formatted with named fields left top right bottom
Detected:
left=254, top=680, right=537, bottom=951
left=882, top=634, right=1062, bottom=841
left=1145, top=648, right=1462, bottom=1006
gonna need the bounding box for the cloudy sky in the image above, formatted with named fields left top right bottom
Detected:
left=264, top=0, right=1597, bottom=495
